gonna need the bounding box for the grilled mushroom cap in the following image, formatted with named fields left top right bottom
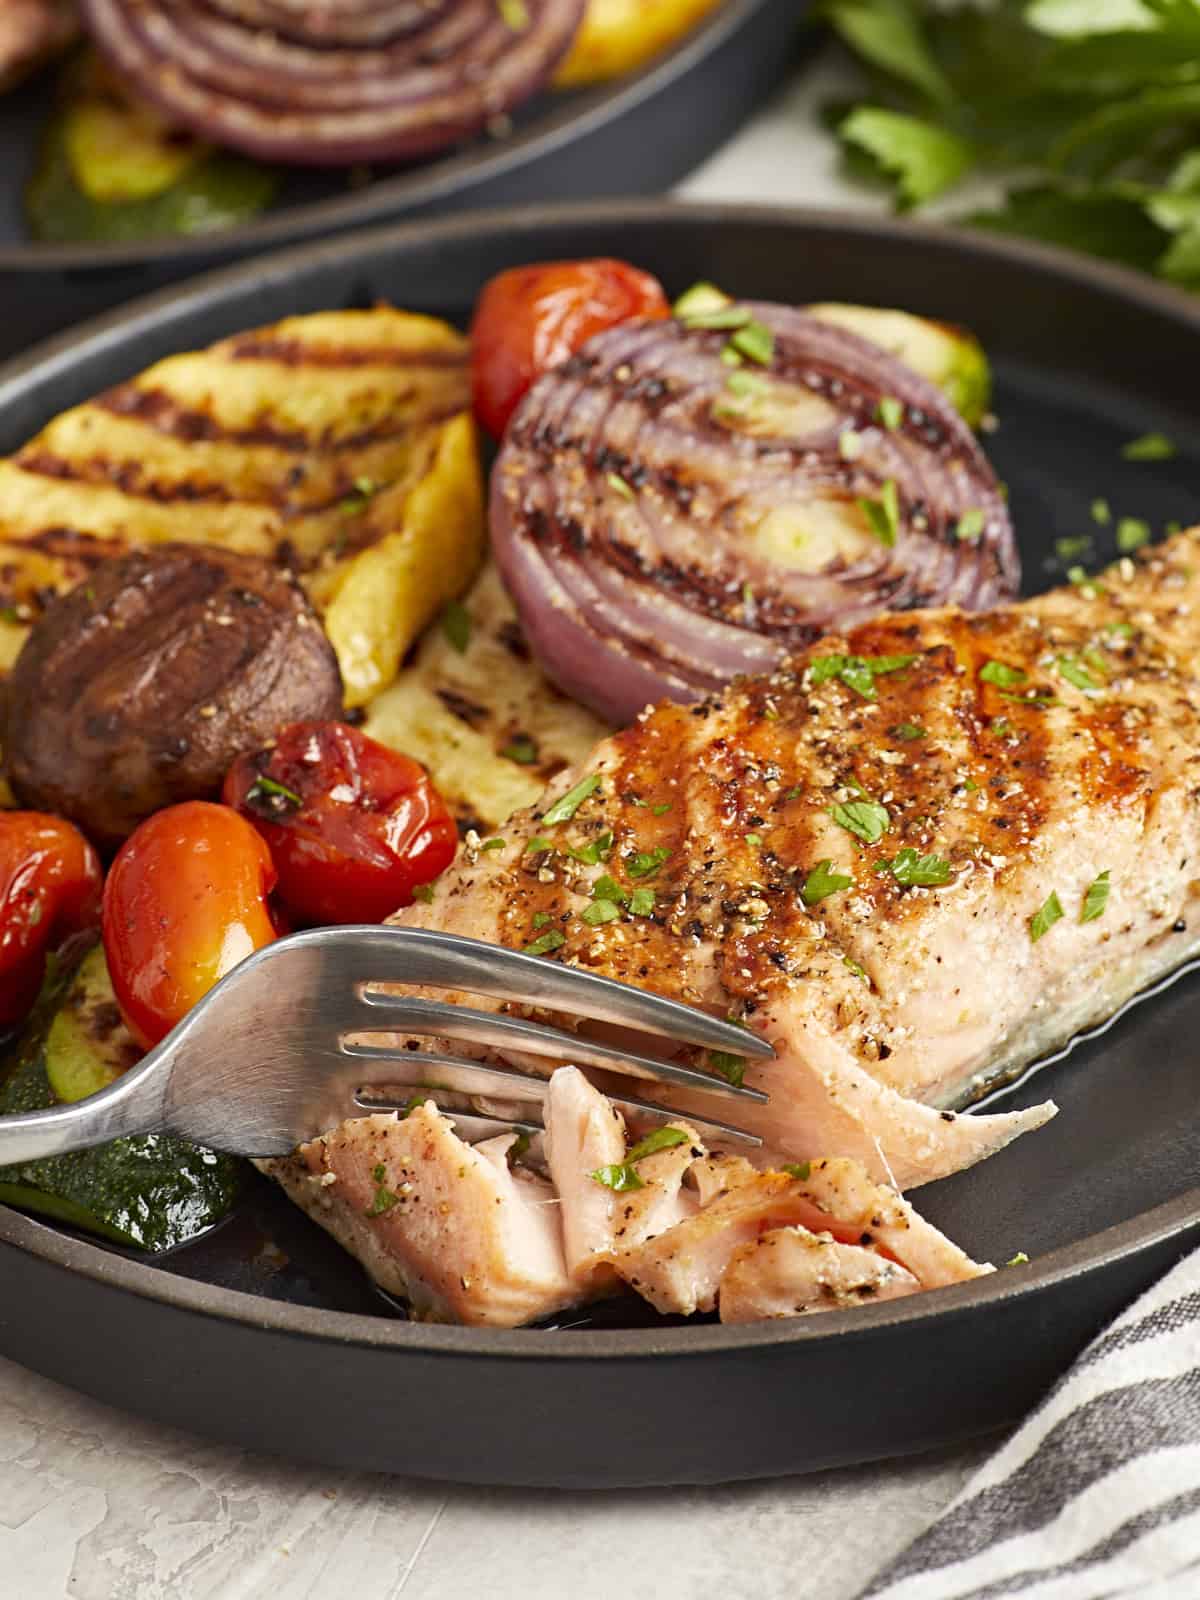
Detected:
left=3, top=543, right=343, bottom=850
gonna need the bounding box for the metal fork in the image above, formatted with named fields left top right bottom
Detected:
left=0, top=925, right=773, bottom=1163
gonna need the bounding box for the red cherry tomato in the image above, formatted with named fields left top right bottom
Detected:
left=469, top=257, right=670, bottom=437
left=0, top=813, right=102, bottom=1027
left=222, top=721, right=458, bottom=927
left=102, top=801, right=279, bottom=1049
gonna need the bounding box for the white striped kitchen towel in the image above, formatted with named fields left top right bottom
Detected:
left=861, top=1248, right=1200, bottom=1599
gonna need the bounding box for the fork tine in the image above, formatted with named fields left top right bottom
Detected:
left=325, top=925, right=774, bottom=1059
left=348, top=1054, right=762, bottom=1144
left=347, top=995, right=768, bottom=1103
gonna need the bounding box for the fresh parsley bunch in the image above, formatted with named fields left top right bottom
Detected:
left=824, top=0, right=1200, bottom=286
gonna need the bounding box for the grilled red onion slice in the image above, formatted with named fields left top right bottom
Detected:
left=490, top=304, right=1018, bottom=725
left=81, top=0, right=585, bottom=165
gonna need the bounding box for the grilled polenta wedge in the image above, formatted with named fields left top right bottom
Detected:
left=364, top=564, right=609, bottom=830
left=0, top=308, right=484, bottom=704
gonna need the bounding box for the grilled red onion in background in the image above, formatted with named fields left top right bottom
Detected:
left=490, top=304, right=1018, bottom=725
left=80, top=0, right=585, bottom=165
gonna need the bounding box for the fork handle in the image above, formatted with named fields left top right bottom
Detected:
left=0, top=1048, right=166, bottom=1164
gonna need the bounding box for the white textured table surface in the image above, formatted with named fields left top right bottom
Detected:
left=1, top=60, right=1002, bottom=1600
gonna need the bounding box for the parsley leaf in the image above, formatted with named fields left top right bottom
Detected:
left=569, top=830, right=614, bottom=866
left=883, top=847, right=952, bottom=887
left=1081, top=868, right=1111, bottom=923
left=627, top=846, right=671, bottom=879
left=524, top=929, right=566, bottom=956
left=246, top=774, right=302, bottom=810
left=590, top=1163, right=645, bottom=1193
left=1030, top=891, right=1065, bottom=943
left=629, top=886, right=656, bottom=916
left=502, top=737, right=539, bottom=765
left=956, top=508, right=985, bottom=542
left=891, top=721, right=926, bottom=740
left=810, top=652, right=917, bottom=701
left=857, top=478, right=901, bottom=546
left=782, top=1161, right=812, bottom=1181
left=802, top=860, right=856, bottom=906
left=581, top=899, right=620, bottom=927
left=441, top=599, right=472, bottom=653
left=542, top=774, right=601, bottom=825
left=1056, top=653, right=1104, bottom=690
left=829, top=798, right=890, bottom=845
left=1123, top=432, right=1176, bottom=461
left=1117, top=516, right=1151, bottom=552
left=979, top=659, right=1026, bottom=687
left=877, top=395, right=904, bottom=430
left=840, top=107, right=974, bottom=209
left=626, top=1127, right=690, bottom=1163
left=708, top=1050, right=746, bottom=1087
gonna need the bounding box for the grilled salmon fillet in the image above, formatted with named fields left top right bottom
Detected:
left=0, top=308, right=483, bottom=700
left=388, top=531, right=1200, bottom=1188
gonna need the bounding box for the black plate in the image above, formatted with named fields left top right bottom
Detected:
left=1, top=201, right=1199, bottom=1489
left=0, top=0, right=800, bottom=360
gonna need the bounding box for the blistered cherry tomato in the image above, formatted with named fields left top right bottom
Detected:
left=469, top=257, right=670, bottom=437
left=223, top=721, right=458, bottom=927
left=0, top=812, right=102, bottom=1027
left=102, top=801, right=279, bottom=1049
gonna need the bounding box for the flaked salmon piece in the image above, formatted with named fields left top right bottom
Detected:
left=614, top=1158, right=990, bottom=1318
left=260, top=1101, right=580, bottom=1328
left=544, top=1067, right=700, bottom=1277
left=719, top=1229, right=920, bottom=1322
left=392, top=533, right=1200, bottom=1187
left=542, top=1063, right=627, bottom=1285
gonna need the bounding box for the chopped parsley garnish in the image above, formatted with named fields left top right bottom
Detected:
left=728, top=319, right=775, bottom=366
left=626, top=1127, right=690, bottom=1163
left=339, top=475, right=378, bottom=514
left=708, top=1050, right=746, bottom=1087
left=783, top=1162, right=812, bottom=1181
left=531, top=911, right=552, bottom=928
left=365, top=1163, right=401, bottom=1217
left=679, top=303, right=752, bottom=331
left=1029, top=891, right=1064, bottom=943
left=671, top=282, right=730, bottom=319
left=857, top=478, right=900, bottom=547
left=627, top=846, right=671, bottom=879
left=726, top=369, right=769, bottom=398
left=590, top=1164, right=645, bottom=1193
left=991, top=718, right=1013, bottom=738
left=1104, top=620, right=1134, bottom=638
left=441, top=599, right=472, bottom=653
left=503, top=736, right=539, bottom=765
left=525, top=835, right=554, bottom=854
left=542, top=773, right=602, bottom=825
left=1055, top=534, right=1092, bottom=561
left=783, top=786, right=804, bottom=801
left=829, top=798, right=890, bottom=846
left=876, top=395, right=903, bottom=431
left=412, top=884, right=435, bottom=903
left=1056, top=654, right=1104, bottom=691
left=882, top=848, right=951, bottom=887
left=839, top=429, right=863, bottom=461
left=721, top=345, right=744, bottom=367
left=607, top=472, right=636, bottom=500
left=745, top=832, right=763, bottom=848
left=810, top=652, right=917, bottom=701
left=1091, top=498, right=1111, bottom=526
left=524, top=929, right=566, bottom=956
left=1122, top=432, right=1176, bottom=462
left=891, top=721, right=926, bottom=741
left=997, top=689, right=1058, bottom=706
left=1005, top=1251, right=1030, bottom=1268
left=496, top=0, right=529, bottom=28
left=1081, top=870, right=1111, bottom=924
left=629, top=886, right=656, bottom=917
left=956, top=508, right=985, bottom=543
left=569, top=830, right=614, bottom=865
left=480, top=836, right=506, bottom=851
left=652, top=802, right=672, bottom=815
left=245, top=774, right=302, bottom=810
left=843, top=957, right=868, bottom=980
left=1117, top=517, right=1151, bottom=553
left=1067, top=566, right=1105, bottom=596
left=591, top=875, right=628, bottom=904
left=581, top=899, right=621, bottom=927
left=802, top=859, right=855, bottom=906
left=979, top=659, right=1026, bottom=687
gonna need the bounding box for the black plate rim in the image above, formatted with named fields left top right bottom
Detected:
left=0, top=0, right=785, bottom=274
left=3, top=195, right=1200, bottom=1365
